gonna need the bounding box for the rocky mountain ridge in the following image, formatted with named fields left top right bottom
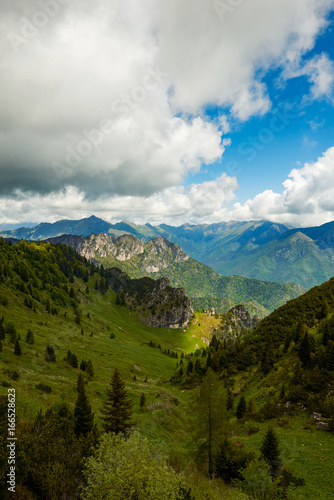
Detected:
left=46, top=232, right=305, bottom=318
left=5, top=216, right=334, bottom=288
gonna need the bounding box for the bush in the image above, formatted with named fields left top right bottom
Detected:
left=82, top=431, right=188, bottom=499
left=36, top=383, right=52, bottom=393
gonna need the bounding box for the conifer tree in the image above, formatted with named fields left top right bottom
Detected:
left=192, top=368, right=228, bottom=478
left=86, top=360, right=94, bottom=378
left=260, top=426, right=281, bottom=476
left=195, top=358, right=202, bottom=375
left=298, top=332, right=311, bottom=367
left=226, top=389, right=234, bottom=411
left=187, top=360, right=194, bottom=375
left=14, top=339, right=22, bottom=356
left=26, top=329, right=34, bottom=345
left=74, top=375, right=94, bottom=437
left=294, top=321, right=305, bottom=344
left=139, top=392, right=146, bottom=408
left=236, top=395, right=246, bottom=419
left=100, top=368, right=133, bottom=434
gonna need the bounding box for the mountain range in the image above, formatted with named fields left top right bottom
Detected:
left=46, top=232, right=305, bottom=317
left=2, top=216, right=334, bottom=288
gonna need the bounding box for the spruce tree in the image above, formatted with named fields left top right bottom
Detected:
left=26, top=329, right=34, bottom=345
left=260, top=426, right=281, bottom=476
left=236, top=395, right=246, bottom=419
left=74, top=375, right=94, bottom=437
left=139, top=392, right=146, bottom=408
left=86, top=359, right=94, bottom=378
left=226, top=389, right=234, bottom=411
left=298, top=332, right=311, bottom=367
left=100, top=368, right=133, bottom=434
left=14, top=339, right=22, bottom=356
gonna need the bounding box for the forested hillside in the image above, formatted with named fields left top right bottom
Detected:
left=0, top=238, right=334, bottom=499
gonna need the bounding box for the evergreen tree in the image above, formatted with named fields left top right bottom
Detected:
left=74, top=375, right=94, bottom=437
left=195, top=358, right=202, bottom=375
left=294, top=321, right=305, bottom=344
left=261, top=335, right=275, bottom=374
left=70, top=353, right=78, bottom=368
left=14, top=339, right=22, bottom=356
left=236, top=395, right=246, bottom=419
left=139, top=392, right=146, bottom=408
left=226, top=389, right=234, bottom=411
left=260, top=426, right=281, bottom=476
left=45, top=344, right=56, bottom=362
left=187, top=360, right=194, bottom=375
left=86, top=359, right=94, bottom=378
left=192, top=368, right=228, bottom=478
left=100, top=368, right=133, bottom=434
left=26, top=329, right=34, bottom=345
left=298, top=332, right=311, bottom=367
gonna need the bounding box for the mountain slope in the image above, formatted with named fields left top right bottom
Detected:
left=209, top=231, right=334, bottom=289
left=48, top=233, right=305, bottom=317
left=4, top=216, right=334, bottom=289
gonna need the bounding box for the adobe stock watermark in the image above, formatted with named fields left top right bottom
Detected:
left=7, top=0, right=71, bottom=53
left=212, top=0, right=246, bottom=21
left=52, top=65, right=168, bottom=181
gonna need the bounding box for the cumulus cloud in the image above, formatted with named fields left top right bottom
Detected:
left=283, top=53, right=334, bottom=100
left=1, top=0, right=334, bottom=222
left=0, top=174, right=238, bottom=225
left=231, top=146, right=334, bottom=226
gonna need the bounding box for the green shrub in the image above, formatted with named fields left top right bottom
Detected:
left=36, top=383, right=52, bottom=393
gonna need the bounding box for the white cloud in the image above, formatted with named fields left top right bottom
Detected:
left=0, top=0, right=334, bottom=223
left=1, top=1, right=334, bottom=194
left=230, top=146, right=334, bottom=226
left=0, top=174, right=238, bottom=225
left=284, top=53, right=334, bottom=100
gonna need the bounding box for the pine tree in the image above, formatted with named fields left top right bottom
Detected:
left=86, top=359, right=94, bottom=378
left=26, top=329, right=34, bottom=345
left=192, top=368, right=228, bottom=478
left=294, top=321, right=305, bottom=344
left=100, top=368, right=133, bottom=434
left=236, top=395, right=246, bottom=419
left=74, top=375, right=94, bottom=437
left=298, top=332, right=311, bottom=367
left=260, top=426, right=281, bottom=476
left=139, top=393, right=146, bottom=408
left=226, top=389, right=234, bottom=411
left=14, top=339, right=22, bottom=356
left=261, top=335, right=275, bottom=374
left=195, top=358, right=202, bottom=375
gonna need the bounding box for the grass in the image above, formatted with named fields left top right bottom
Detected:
left=1, top=273, right=334, bottom=499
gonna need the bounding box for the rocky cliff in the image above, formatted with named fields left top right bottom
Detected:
left=104, top=268, right=194, bottom=329
left=220, top=304, right=260, bottom=338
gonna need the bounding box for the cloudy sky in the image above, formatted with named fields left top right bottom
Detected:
left=1, top=0, right=334, bottom=227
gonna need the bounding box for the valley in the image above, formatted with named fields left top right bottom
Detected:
left=0, top=238, right=333, bottom=499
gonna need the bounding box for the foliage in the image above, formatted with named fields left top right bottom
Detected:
left=100, top=368, right=133, bottom=434
left=191, top=369, right=228, bottom=477
left=74, top=375, right=95, bottom=437
left=82, top=431, right=187, bottom=500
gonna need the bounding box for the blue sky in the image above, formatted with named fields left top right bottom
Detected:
left=1, top=0, right=334, bottom=227
left=189, top=15, right=334, bottom=205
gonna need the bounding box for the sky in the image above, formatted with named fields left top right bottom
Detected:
left=1, top=0, right=334, bottom=227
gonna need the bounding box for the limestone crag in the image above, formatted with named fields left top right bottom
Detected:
left=220, top=304, right=260, bottom=338
left=48, top=233, right=145, bottom=262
